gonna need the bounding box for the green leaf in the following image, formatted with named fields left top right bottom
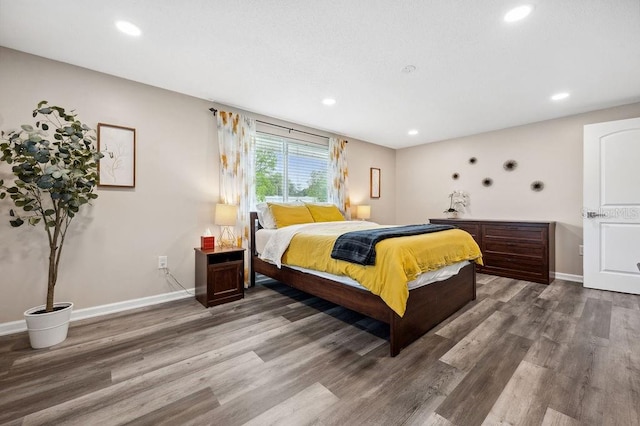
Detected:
left=35, top=150, right=50, bottom=163
left=28, top=217, right=41, bottom=225
left=21, top=124, right=34, bottom=132
left=36, top=175, right=54, bottom=189
left=10, top=218, right=24, bottom=227
left=44, top=209, right=55, bottom=216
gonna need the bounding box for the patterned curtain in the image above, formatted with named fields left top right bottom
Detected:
left=217, top=110, right=256, bottom=282
left=329, top=137, right=351, bottom=219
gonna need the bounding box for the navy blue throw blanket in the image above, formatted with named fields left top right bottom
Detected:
left=330, top=224, right=455, bottom=266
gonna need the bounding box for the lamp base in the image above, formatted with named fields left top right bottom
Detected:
left=218, top=226, right=236, bottom=248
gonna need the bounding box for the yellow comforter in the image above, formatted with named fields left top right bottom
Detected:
left=279, top=224, right=482, bottom=317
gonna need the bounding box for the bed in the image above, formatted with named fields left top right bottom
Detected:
left=249, top=211, right=479, bottom=356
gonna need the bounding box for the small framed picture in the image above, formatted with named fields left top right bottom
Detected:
left=97, top=123, right=136, bottom=187
left=370, top=167, right=380, bottom=198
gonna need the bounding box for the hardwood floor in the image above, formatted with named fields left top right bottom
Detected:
left=1, top=274, right=639, bottom=426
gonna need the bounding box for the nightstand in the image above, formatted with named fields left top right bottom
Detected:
left=194, top=247, right=245, bottom=307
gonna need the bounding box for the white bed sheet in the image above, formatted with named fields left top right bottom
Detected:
left=254, top=227, right=469, bottom=291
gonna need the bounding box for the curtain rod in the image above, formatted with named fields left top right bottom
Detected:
left=209, top=108, right=347, bottom=143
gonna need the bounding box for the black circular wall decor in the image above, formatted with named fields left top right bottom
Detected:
left=469, top=157, right=477, bottom=164
left=503, top=160, right=518, bottom=171
left=482, top=177, right=493, bottom=187
left=452, top=173, right=459, bottom=180
left=531, top=181, right=544, bottom=192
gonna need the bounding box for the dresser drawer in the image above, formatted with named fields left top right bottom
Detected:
left=482, top=224, right=547, bottom=242
left=483, top=240, right=545, bottom=258
left=481, top=263, right=546, bottom=282
left=452, top=223, right=481, bottom=241
left=482, top=254, right=546, bottom=274
left=430, top=220, right=481, bottom=244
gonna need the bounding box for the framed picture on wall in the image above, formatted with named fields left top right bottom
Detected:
left=97, top=123, right=136, bottom=187
left=370, top=167, right=380, bottom=198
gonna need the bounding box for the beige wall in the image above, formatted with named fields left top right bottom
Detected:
left=0, top=47, right=396, bottom=323
left=396, top=102, right=640, bottom=277
left=343, top=140, right=396, bottom=224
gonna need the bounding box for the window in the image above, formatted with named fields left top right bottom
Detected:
left=254, top=132, right=329, bottom=204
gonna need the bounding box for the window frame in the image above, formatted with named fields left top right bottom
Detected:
left=253, top=130, right=330, bottom=205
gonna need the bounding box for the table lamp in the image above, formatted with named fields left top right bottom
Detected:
left=215, top=203, right=238, bottom=248
left=356, top=205, right=371, bottom=221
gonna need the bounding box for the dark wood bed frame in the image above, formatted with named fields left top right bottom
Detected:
left=249, top=212, right=476, bottom=356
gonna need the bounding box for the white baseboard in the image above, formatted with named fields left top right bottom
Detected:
left=0, top=290, right=193, bottom=337
left=554, top=272, right=583, bottom=283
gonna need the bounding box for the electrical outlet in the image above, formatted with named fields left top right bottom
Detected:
left=579, top=245, right=584, bottom=256
left=158, top=256, right=168, bottom=269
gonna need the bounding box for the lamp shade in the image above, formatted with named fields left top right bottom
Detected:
left=214, top=203, right=238, bottom=226
left=356, top=205, right=371, bottom=220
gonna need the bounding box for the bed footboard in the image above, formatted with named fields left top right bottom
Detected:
left=389, top=262, right=476, bottom=356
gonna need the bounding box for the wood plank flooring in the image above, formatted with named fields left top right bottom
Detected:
left=1, top=274, right=639, bottom=425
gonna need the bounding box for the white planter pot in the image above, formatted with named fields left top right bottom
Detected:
left=24, top=302, right=73, bottom=349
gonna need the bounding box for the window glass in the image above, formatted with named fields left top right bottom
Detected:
left=254, top=132, right=329, bottom=204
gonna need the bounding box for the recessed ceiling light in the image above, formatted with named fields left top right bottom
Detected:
left=504, top=5, right=533, bottom=23
left=322, top=98, right=336, bottom=106
left=408, top=129, right=419, bottom=136
left=115, top=20, right=142, bottom=37
left=551, top=92, right=570, bottom=101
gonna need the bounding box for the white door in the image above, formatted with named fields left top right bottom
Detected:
left=583, top=117, right=640, bottom=294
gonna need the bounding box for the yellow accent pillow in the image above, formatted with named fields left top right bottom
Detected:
left=268, top=203, right=314, bottom=228
left=305, top=203, right=344, bottom=222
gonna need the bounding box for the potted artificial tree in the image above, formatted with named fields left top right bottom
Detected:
left=0, top=101, right=102, bottom=348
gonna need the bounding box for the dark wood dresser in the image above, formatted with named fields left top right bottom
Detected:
left=430, top=219, right=555, bottom=284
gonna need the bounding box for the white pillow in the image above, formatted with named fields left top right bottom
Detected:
left=256, top=203, right=277, bottom=229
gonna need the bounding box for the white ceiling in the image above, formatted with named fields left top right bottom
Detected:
left=1, top=0, right=639, bottom=149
